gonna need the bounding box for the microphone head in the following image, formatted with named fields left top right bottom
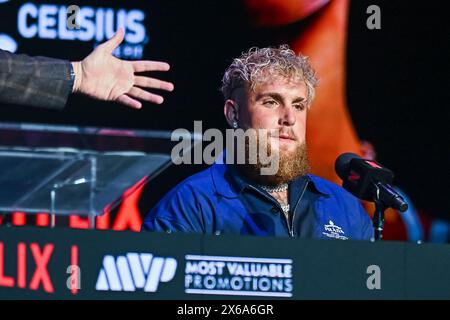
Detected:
left=335, top=152, right=361, bottom=180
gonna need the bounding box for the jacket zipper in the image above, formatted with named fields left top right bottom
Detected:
left=290, top=181, right=309, bottom=237
left=249, top=182, right=308, bottom=238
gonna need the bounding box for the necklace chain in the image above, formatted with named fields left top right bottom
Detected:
left=280, top=203, right=290, bottom=214
left=258, top=183, right=288, bottom=193
left=258, top=184, right=290, bottom=214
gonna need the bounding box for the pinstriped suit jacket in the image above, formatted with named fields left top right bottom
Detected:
left=0, top=49, right=73, bottom=109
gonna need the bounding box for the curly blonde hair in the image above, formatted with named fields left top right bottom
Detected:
left=221, top=45, right=318, bottom=107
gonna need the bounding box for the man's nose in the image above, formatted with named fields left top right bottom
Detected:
left=279, top=106, right=296, bottom=126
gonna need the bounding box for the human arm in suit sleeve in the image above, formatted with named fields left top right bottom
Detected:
left=0, top=49, right=73, bottom=109
left=0, top=29, right=174, bottom=110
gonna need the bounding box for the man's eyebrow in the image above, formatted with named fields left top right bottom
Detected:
left=293, top=97, right=306, bottom=103
left=256, top=92, right=282, bottom=101
left=256, top=92, right=306, bottom=103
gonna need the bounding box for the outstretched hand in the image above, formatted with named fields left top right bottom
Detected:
left=71, top=28, right=174, bottom=109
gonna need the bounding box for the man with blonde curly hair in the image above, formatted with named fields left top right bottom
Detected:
left=142, top=45, right=373, bottom=240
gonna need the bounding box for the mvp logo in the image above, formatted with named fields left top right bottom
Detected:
left=96, top=253, right=177, bottom=292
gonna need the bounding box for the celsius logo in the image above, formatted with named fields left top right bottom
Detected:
left=96, top=253, right=177, bottom=292
left=17, top=3, right=146, bottom=43
left=0, top=34, right=18, bottom=53
left=16, top=2, right=147, bottom=59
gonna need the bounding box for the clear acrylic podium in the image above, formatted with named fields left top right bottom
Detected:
left=0, top=122, right=196, bottom=228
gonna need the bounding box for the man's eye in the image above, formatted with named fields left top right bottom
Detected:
left=263, top=100, right=277, bottom=107
left=294, top=104, right=306, bottom=111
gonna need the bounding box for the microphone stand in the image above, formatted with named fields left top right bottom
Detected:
left=372, top=183, right=388, bottom=241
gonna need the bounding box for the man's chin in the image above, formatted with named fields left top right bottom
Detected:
left=240, top=138, right=309, bottom=186
left=277, top=144, right=299, bottom=157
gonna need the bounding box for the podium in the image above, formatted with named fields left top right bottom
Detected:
left=0, top=122, right=197, bottom=227
left=0, top=226, right=449, bottom=299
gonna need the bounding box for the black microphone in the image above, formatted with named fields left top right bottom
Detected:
left=335, top=153, right=408, bottom=212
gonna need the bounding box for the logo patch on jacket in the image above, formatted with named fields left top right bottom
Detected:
left=322, top=220, right=348, bottom=240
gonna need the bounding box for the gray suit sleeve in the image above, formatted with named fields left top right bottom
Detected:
left=0, top=49, right=74, bottom=110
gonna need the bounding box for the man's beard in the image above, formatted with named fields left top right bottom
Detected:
left=238, top=134, right=310, bottom=186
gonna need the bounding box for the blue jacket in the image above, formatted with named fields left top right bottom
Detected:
left=142, top=160, right=374, bottom=240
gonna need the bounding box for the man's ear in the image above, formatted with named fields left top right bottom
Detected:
left=224, top=99, right=239, bottom=127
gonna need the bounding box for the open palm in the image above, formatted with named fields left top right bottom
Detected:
left=72, top=29, right=174, bottom=109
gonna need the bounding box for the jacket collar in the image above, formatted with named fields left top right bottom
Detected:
left=211, top=151, right=329, bottom=199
